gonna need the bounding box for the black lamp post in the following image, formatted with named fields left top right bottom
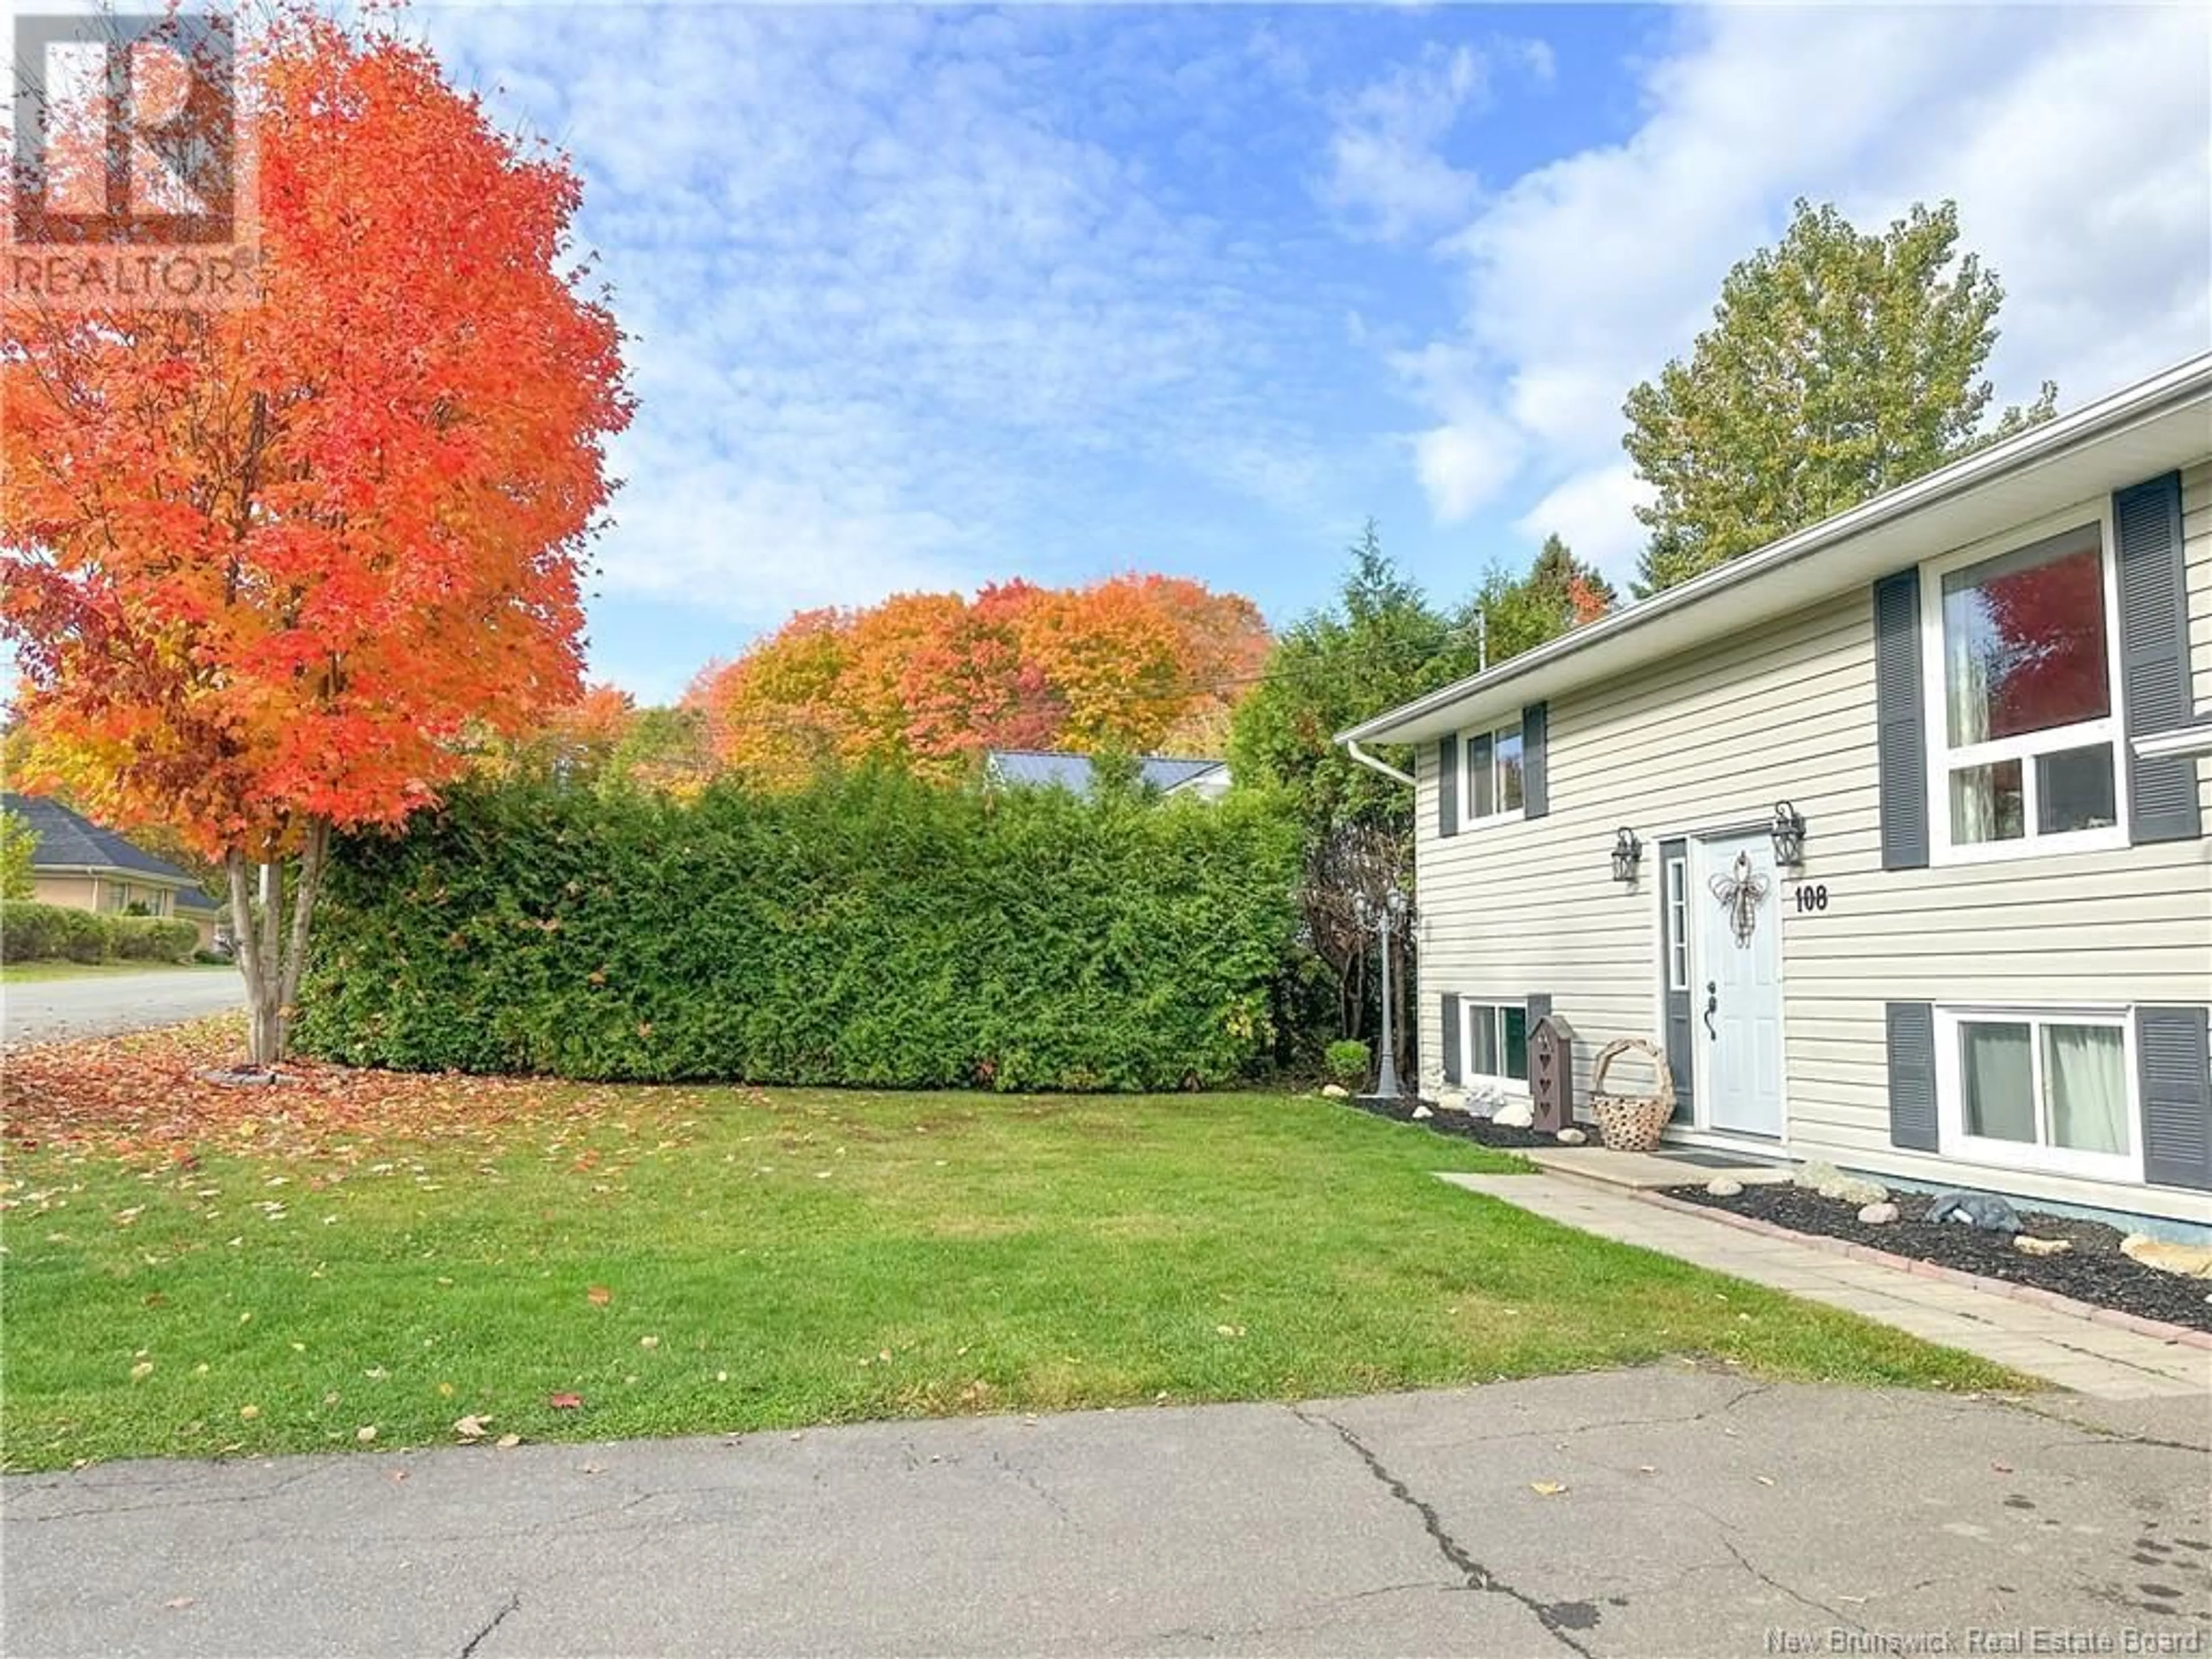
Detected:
left=1354, top=887, right=1408, bottom=1100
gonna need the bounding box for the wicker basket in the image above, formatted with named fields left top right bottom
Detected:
left=1588, top=1037, right=1676, bottom=1153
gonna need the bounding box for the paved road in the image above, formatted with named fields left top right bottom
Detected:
left=1, top=967, right=243, bottom=1044
left=4, top=1370, right=2206, bottom=1658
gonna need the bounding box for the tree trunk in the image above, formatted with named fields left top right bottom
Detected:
left=225, top=817, right=331, bottom=1070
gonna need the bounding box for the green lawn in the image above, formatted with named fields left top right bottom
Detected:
left=0, top=1088, right=2014, bottom=1470
left=1, top=960, right=228, bottom=983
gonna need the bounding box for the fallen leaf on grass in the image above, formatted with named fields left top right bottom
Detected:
left=130, top=1361, right=154, bottom=1381
left=548, top=1392, right=583, bottom=1410
left=495, top=1434, right=521, bottom=1449
left=586, top=1286, right=612, bottom=1306
left=357, top=1426, right=378, bottom=1444
left=1529, top=1482, right=1568, bottom=1497
left=237, top=1405, right=260, bottom=1421
left=639, top=1335, right=659, bottom=1350
left=453, top=1414, right=491, bottom=1440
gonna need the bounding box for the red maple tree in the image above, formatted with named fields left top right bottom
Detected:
left=1, top=10, right=630, bottom=1064
left=690, top=575, right=1270, bottom=786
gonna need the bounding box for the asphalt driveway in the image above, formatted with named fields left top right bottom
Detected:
left=1, top=967, right=243, bottom=1045
left=3, top=1369, right=2205, bottom=1657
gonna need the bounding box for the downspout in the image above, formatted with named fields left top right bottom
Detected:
left=1343, top=738, right=1415, bottom=787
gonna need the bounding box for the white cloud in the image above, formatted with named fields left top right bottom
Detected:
left=1376, top=6, right=2212, bottom=563
left=1512, top=465, right=1652, bottom=586
left=1316, top=44, right=1486, bottom=243
left=415, top=6, right=1343, bottom=642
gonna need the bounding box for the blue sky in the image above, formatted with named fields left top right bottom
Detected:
left=411, top=3, right=2212, bottom=703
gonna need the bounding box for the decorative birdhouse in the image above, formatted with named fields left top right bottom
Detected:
left=1529, top=1013, right=1577, bottom=1134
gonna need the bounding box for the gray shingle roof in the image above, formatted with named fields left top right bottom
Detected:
left=2, top=792, right=208, bottom=888
left=985, top=751, right=1226, bottom=798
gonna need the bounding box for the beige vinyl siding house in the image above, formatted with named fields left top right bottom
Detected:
left=1343, top=356, right=2212, bottom=1230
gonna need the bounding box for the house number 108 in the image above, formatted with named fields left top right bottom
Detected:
left=1793, top=884, right=1830, bottom=913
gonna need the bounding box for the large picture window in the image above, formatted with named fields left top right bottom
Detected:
left=1463, top=1001, right=1529, bottom=1090
left=1927, top=522, right=2123, bottom=858
left=1937, top=1006, right=2137, bottom=1180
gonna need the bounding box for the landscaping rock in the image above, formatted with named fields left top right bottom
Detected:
left=1705, top=1177, right=1744, bottom=1198
left=2120, top=1234, right=2212, bottom=1278
left=1410, top=1104, right=1434, bottom=1120
left=1556, top=1127, right=1588, bottom=1145
left=1926, top=1190, right=2022, bottom=1234
left=2014, top=1236, right=2072, bottom=1257
left=1857, top=1201, right=1899, bottom=1225
left=1796, top=1160, right=1888, bottom=1206
left=1320, top=1084, right=1350, bottom=1100
left=1820, top=1175, right=1890, bottom=1207
left=1491, top=1101, right=1535, bottom=1130
left=1435, top=1090, right=1471, bottom=1115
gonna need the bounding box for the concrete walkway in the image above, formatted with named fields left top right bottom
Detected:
left=1443, top=1172, right=2210, bottom=1400
left=5, top=1371, right=2208, bottom=1658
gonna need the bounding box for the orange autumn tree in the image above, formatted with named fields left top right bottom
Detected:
left=1, top=10, right=630, bottom=1066
left=689, top=575, right=1269, bottom=786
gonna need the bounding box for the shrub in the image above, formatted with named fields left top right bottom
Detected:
left=297, top=772, right=1305, bottom=1090
left=1, top=900, right=78, bottom=961
left=54, top=907, right=109, bottom=963
left=108, top=916, right=199, bottom=963
left=1324, top=1039, right=1371, bottom=1085
left=192, top=947, right=232, bottom=965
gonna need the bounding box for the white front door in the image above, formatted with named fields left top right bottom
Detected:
left=1693, top=832, right=1784, bottom=1137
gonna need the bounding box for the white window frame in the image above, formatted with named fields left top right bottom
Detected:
left=1459, top=722, right=1526, bottom=827
left=1934, top=1003, right=2141, bottom=1184
left=1460, top=999, right=1531, bottom=1094
left=1919, top=501, right=2130, bottom=866
left=1664, top=855, right=1689, bottom=993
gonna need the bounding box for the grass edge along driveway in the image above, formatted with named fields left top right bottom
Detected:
left=0, top=1084, right=2021, bottom=1471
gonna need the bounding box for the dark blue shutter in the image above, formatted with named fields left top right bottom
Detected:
left=1521, top=702, right=1550, bottom=819
left=1469, top=733, right=1494, bottom=818
left=1440, top=993, right=1462, bottom=1086
left=1885, top=1002, right=1938, bottom=1151
left=2114, top=474, right=2201, bottom=844
left=1436, top=737, right=1459, bottom=838
left=1660, top=838, right=1693, bottom=1122
left=2138, top=1005, right=2211, bottom=1191
left=1873, top=571, right=1928, bottom=870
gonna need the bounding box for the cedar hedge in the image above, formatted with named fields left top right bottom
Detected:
left=295, top=772, right=1305, bottom=1090
left=0, top=903, right=200, bottom=964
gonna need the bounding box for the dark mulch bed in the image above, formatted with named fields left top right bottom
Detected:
left=1671, top=1182, right=2212, bottom=1334
left=1337, top=1094, right=1555, bottom=1150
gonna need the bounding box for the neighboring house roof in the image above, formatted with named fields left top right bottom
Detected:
left=1342, top=353, right=2212, bottom=747
left=2, top=792, right=209, bottom=888
left=985, top=751, right=1228, bottom=798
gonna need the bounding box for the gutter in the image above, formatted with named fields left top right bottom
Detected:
left=1344, top=738, right=1414, bottom=788
left=1336, top=351, right=2212, bottom=746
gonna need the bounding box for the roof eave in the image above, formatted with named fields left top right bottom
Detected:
left=1337, top=352, right=2212, bottom=748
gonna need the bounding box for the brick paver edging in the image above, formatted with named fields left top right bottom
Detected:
left=1630, top=1187, right=2212, bottom=1353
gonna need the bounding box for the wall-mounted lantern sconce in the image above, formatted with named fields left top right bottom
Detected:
left=1610, top=826, right=1642, bottom=884
left=1770, top=800, right=1807, bottom=868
